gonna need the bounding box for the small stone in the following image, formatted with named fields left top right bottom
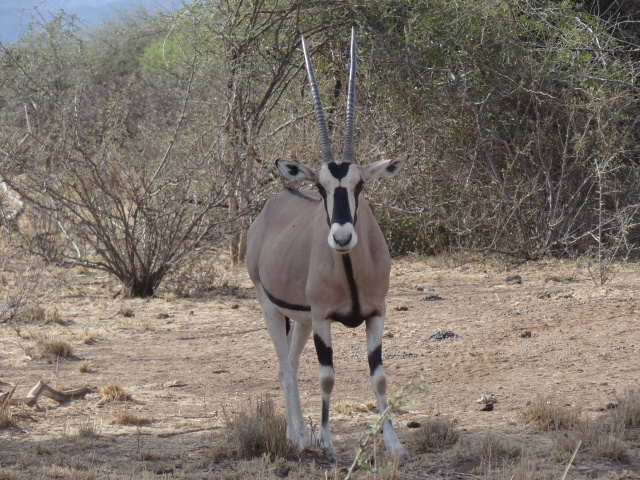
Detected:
left=518, top=330, right=532, bottom=338
left=429, top=330, right=459, bottom=341
left=506, top=275, right=522, bottom=285
left=422, top=294, right=444, bottom=301
left=406, top=421, right=421, bottom=429
left=394, top=306, right=408, bottom=311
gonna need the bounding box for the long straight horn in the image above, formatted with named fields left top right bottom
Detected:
left=301, top=35, right=334, bottom=164
left=342, top=27, right=357, bottom=164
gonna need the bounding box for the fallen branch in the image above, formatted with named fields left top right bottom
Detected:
left=0, top=380, right=92, bottom=408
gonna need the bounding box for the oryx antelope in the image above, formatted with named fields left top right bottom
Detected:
left=246, top=28, right=408, bottom=461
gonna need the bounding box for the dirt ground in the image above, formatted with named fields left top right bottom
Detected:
left=1, top=255, right=639, bottom=479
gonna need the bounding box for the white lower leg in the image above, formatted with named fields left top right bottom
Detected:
left=367, top=317, right=408, bottom=459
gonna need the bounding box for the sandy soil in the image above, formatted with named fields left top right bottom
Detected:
left=1, top=255, right=639, bottom=479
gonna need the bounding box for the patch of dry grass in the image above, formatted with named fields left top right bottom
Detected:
left=412, top=416, right=460, bottom=453
left=333, top=401, right=376, bottom=415
left=77, top=361, right=92, bottom=373
left=220, top=395, right=299, bottom=461
left=100, top=379, right=132, bottom=402
left=109, top=406, right=148, bottom=425
left=44, top=309, right=65, bottom=325
left=517, top=397, right=581, bottom=431
left=608, top=388, right=640, bottom=431
left=0, top=399, right=14, bottom=430
left=29, top=333, right=74, bottom=358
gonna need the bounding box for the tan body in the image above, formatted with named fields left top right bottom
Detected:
left=247, top=189, right=391, bottom=325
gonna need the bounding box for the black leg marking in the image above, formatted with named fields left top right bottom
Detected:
left=263, top=285, right=311, bottom=312
left=285, top=316, right=291, bottom=336
left=321, top=398, right=330, bottom=426
left=368, top=344, right=383, bottom=376
left=313, top=334, right=334, bottom=368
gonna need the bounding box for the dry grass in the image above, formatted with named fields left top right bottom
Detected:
left=100, top=379, right=132, bottom=402
left=0, top=399, right=14, bottom=430
left=412, top=416, right=460, bottom=453
left=608, top=388, right=640, bottom=431
left=18, top=306, right=46, bottom=323
left=474, top=431, right=522, bottom=459
left=0, top=471, right=24, bottom=480
left=221, top=395, right=299, bottom=461
left=31, top=333, right=74, bottom=358
left=109, top=406, right=148, bottom=425
left=517, top=397, right=582, bottom=431
left=77, top=360, right=92, bottom=373
left=333, top=401, right=376, bottom=415
left=44, top=308, right=64, bottom=325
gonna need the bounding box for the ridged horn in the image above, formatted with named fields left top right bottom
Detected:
left=342, top=27, right=356, bottom=164
left=301, top=35, right=334, bottom=164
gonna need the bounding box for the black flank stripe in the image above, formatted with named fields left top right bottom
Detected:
left=263, top=286, right=311, bottom=312
left=367, top=344, right=383, bottom=376
left=342, top=254, right=361, bottom=318
left=313, top=334, right=334, bottom=368
left=285, top=186, right=320, bottom=203
left=285, top=316, right=291, bottom=336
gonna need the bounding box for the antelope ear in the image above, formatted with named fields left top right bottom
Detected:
left=358, top=155, right=408, bottom=182
left=275, top=159, right=319, bottom=182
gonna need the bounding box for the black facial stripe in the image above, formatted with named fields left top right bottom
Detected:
left=354, top=181, right=364, bottom=225
left=327, top=162, right=351, bottom=180
left=263, top=286, right=311, bottom=312
left=316, top=183, right=330, bottom=226
left=313, top=334, right=334, bottom=368
left=331, top=186, right=353, bottom=225
left=368, top=344, right=383, bottom=376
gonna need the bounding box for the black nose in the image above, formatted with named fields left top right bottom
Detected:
left=333, top=234, right=352, bottom=247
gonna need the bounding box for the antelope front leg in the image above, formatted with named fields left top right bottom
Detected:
left=366, top=315, right=409, bottom=460
left=312, top=320, right=336, bottom=461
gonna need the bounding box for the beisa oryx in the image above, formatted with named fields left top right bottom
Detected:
left=246, top=28, right=408, bottom=461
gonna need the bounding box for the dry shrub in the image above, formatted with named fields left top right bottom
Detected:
left=18, top=306, right=46, bottom=323
left=100, top=379, right=132, bottom=402
left=109, top=406, right=148, bottom=425
left=0, top=470, right=24, bottom=480
left=44, top=309, right=65, bottom=325
left=412, top=417, right=460, bottom=453
left=222, top=395, right=299, bottom=461
left=474, top=431, right=522, bottom=459
left=517, top=398, right=581, bottom=431
left=490, top=457, right=560, bottom=480
left=31, top=333, right=74, bottom=358
left=608, top=389, right=640, bottom=431
left=0, top=398, right=14, bottom=430
left=77, top=361, right=92, bottom=373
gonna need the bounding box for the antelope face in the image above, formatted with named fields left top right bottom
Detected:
left=317, top=161, right=363, bottom=253
left=276, top=155, right=407, bottom=254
